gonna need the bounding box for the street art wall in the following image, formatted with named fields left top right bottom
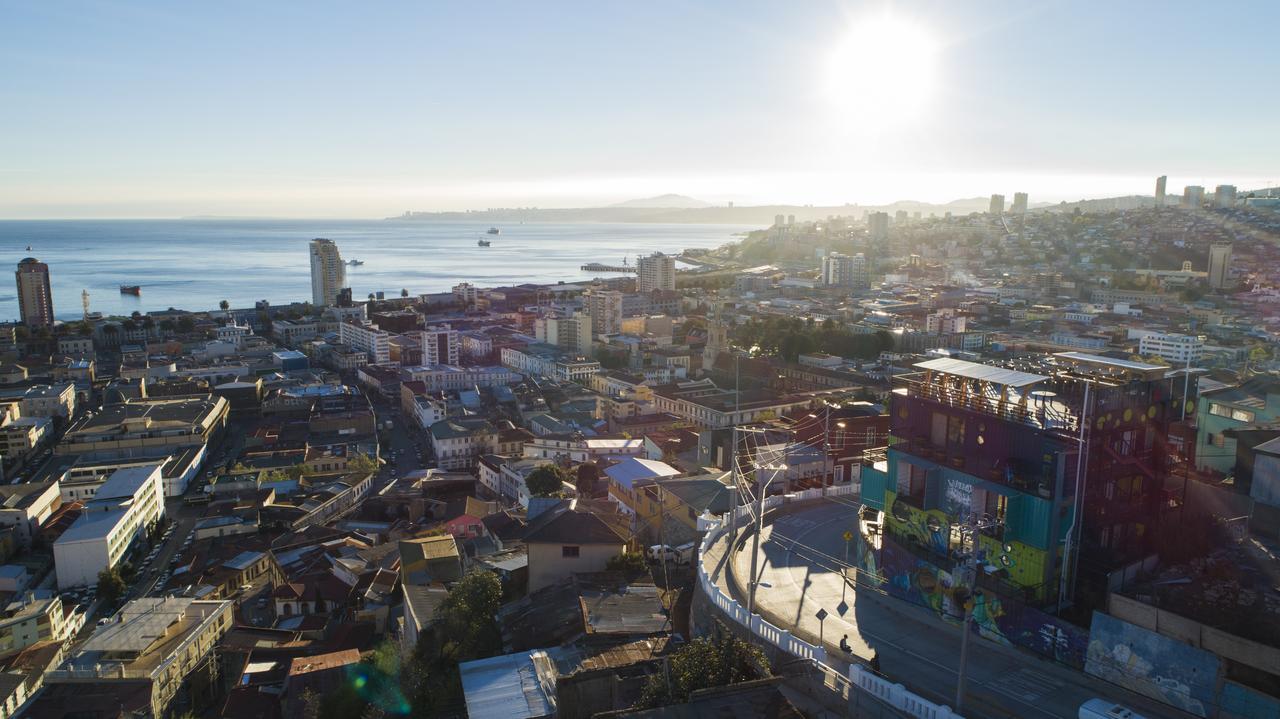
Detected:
left=1086, top=611, right=1219, bottom=718
left=879, top=537, right=1089, bottom=668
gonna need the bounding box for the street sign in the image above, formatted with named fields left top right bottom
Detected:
left=815, top=608, right=828, bottom=621
left=842, top=530, right=853, bottom=542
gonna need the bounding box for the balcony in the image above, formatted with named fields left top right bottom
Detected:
left=893, top=437, right=1055, bottom=499
left=895, top=376, right=1081, bottom=435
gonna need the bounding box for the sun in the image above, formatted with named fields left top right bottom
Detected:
left=825, top=14, right=939, bottom=129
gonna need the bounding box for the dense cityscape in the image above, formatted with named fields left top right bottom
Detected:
left=0, top=180, right=1272, bottom=718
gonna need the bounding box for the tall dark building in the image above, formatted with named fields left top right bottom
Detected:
left=15, top=257, right=53, bottom=328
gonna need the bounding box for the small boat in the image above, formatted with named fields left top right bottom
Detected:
left=119, top=285, right=141, bottom=295
left=347, top=259, right=364, bottom=266
left=486, top=227, right=500, bottom=235
left=25, top=245, right=31, bottom=251
left=477, top=239, right=491, bottom=247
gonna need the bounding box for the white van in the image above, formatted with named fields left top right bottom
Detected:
left=1079, top=699, right=1147, bottom=719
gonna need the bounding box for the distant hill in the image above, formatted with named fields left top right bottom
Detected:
left=610, top=194, right=711, bottom=209
left=389, top=197, right=1002, bottom=225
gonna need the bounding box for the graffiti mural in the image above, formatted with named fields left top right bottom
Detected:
left=879, top=539, right=1089, bottom=668
left=880, top=532, right=964, bottom=620
left=1085, top=611, right=1218, bottom=718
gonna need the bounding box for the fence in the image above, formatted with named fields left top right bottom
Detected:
left=849, top=665, right=962, bottom=719
left=696, top=484, right=963, bottom=719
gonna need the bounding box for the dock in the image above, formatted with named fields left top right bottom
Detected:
left=580, top=263, right=636, bottom=273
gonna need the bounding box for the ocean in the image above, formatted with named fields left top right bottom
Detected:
left=0, top=219, right=754, bottom=321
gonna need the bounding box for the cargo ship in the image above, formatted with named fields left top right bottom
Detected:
left=119, top=285, right=141, bottom=295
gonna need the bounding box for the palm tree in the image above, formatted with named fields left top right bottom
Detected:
left=401, top=288, right=409, bottom=298
left=219, top=299, right=230, bottom=312
left=367, top=293, right=375, bottom=302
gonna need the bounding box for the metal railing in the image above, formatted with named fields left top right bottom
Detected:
left=696, top=487, right=965, bottom=719
left=896, top=377, right=1081, bottom=434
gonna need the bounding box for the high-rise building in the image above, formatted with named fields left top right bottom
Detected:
left=867, top=212, right=889, bottom=242
left=1183, top=185, right=1205, bottom=208
left=421, top=325, right=460, bottom=365
left=988, top=194, right=1005, bottom=215
left=309, top=238, right=346, bottom=307
left=1214, top=184, right=1237, bottom=208
left=894, top=210, right=908, bottom=225
left=534, top=312, right=593, bottom=354
left=1155, top=175, right=1167, bottom=205
left=1011, top=192, right=1029, bottom=214
left=15, top=257, right=53, bottom=328
left=820, top=252, right=868, bottom=289
left=1208, top=242, right=1232, bottom=290
left=636, top=253, right=676, bottom=294
left=584, top=289, right=624, bottom=335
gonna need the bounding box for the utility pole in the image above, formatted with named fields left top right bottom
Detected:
left=823, top=403, right=831, bottom=491
left=728, top=426, right=739, bottom=546
left=954, top=514, right=978, bottom=713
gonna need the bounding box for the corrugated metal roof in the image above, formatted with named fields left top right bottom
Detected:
left=460, top=648, right=563, bottom=719
left=913, top=358, right=1048, bottom=388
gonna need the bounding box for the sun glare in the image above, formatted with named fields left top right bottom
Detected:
left=825, top=14, right=938, bottom=129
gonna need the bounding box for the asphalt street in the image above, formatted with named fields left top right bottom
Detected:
left=706, top=499, right=1194, bottom=719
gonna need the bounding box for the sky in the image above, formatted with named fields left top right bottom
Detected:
left=1, top=1, right=1277, bottom=218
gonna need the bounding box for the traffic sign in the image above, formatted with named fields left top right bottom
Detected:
left=843, top=530, right=854, bottom=542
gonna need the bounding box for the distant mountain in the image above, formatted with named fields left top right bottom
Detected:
left=610, top=194, right=711, bottom=209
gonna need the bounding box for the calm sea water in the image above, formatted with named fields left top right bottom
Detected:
left=0, top=219, right=753, bottom=321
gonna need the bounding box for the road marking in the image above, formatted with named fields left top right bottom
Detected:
left=988, top=667, right=1065, bottom=703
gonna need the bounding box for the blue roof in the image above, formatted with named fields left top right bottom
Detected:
left=459, top=648, right=566, bottom=719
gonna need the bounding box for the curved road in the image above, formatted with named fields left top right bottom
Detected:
left=710, top=499, right=1193, bottom=719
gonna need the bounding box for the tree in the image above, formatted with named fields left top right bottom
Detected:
left=605, top=552, right=647, bottom=573
left=435, top=570, right=502, bottom=660
left=219, top=299, right=230, bottom=312
left=176, top=315, right=196, bottom=333
left=348, top=453, right=379, bottom=474
left=97, top=567, right=127, bottom=604
left=401, top=288, right=409, bottom=298
left=633, top=628, right=769, bottom=709
left=525, top=464, right=568, bottom=497
left=368, top=293, right=376, bottom=302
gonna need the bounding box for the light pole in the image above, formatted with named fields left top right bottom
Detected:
left=954, top=513, right=1002, bottom=714
left=746, top=453, right=786, bottom=615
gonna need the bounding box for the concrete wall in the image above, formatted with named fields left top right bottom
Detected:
left=1109, top=593, right=1280, bottom=677
left=527, top=541, right=623, bottom=593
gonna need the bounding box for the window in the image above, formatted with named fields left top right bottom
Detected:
left=1232, top=408, right=1255, bottom=423
left=1211, top=433, right=1226, bottom=448
left=562, top=545, right=580, bottom=558
left=1209, top=402, right=1231, bottom=418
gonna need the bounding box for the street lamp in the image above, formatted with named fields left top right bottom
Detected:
left=746, top=452, right=787, bottom=615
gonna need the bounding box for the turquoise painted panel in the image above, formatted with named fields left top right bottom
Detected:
left=1005, top=492, right=1053, bottom=549
left=1220, top=681, right=1280, bottom=719
left=861, top=464, right=888, bottom=510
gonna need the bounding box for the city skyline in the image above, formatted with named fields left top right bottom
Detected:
left=3, top=1, right=1279, bottom=218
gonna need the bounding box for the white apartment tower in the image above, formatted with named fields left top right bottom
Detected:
left=988, top=194, right=1005, bottom=215
left=309, top=238, right=346, bottom=307
left=1208, top=242, right=1232, bottom=290
left=1183, top=186, right=1205, bottom=208
left=636, top=253, right=676, bottom=293
left=1215, top=184, right=1237, bottom=208
left=584, top=289, right=624, bottom=335
left=820, top=252, right=868, bottom=288
left=421, top=325, right=460, bottom=365
left=1011, top=192, right=1029, bottom=214
left=1155, top=175, right=1167, bottom=205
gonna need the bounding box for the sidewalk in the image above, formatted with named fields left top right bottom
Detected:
left=709, top=511, right=1199, bottom=719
